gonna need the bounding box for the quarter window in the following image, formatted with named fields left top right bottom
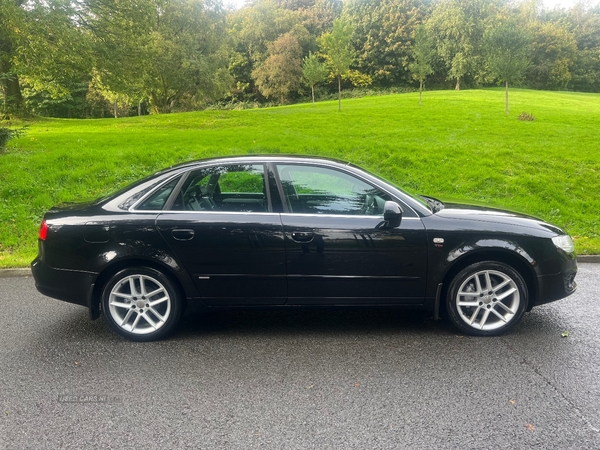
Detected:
left=136, top=176, right=181, bottom=211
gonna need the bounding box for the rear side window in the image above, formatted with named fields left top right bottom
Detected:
left=171, top=164, right=269, bottom=213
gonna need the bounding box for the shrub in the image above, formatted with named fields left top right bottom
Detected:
left=0, top=126, right=26, bottom=151
left=518, top=112, right=536, bottom=121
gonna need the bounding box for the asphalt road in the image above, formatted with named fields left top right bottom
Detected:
left=1, top=264, right=599, bottom=449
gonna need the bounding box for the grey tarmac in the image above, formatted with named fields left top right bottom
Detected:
left=1, top=263, right=599, bottom=449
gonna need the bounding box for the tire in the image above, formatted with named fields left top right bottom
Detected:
left=446, top=261, right=528, bottom=336
left=101, top=266, right=183, bottom=341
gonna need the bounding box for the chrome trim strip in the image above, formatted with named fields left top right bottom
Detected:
left=287, top=275, right=421, bottom=280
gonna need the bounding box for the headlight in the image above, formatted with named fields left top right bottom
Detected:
left=552, top=235, right=575, bottom=253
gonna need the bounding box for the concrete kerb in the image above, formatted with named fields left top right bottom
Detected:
left=1, top=255, right=599, bottom=278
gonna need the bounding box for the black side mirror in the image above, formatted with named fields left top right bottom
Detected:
left=383, top=201, right=403, bottom=228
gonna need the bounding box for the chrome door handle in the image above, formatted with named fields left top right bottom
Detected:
left=172, top=229, right=195, bottom=241
left=291, top=232, right=314, bottom=243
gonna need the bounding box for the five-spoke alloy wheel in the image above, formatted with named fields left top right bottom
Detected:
left=446, top=261, right=528, bottom=336
left=101, top=267, right=183, bottom=341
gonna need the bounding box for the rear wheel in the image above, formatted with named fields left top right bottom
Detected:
left=101, top=267, right=183, bottom=341
left=446, top=261, right=528, bottom=336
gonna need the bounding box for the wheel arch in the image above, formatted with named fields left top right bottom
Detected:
left=439, top=249, right=538, bottom=314
left=90, top=257, right=188, bottom=320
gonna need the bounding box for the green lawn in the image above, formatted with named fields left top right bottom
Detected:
left=1, top=88, right=599, bottom=267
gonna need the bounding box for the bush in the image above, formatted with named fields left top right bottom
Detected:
left=0, top=126, right=26, bottom=151
left=518, top=112, right=536, bottom=121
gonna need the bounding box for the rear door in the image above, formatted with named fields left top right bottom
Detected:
left=156, top=163, right=287, bottom=305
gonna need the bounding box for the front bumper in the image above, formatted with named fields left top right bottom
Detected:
left=31, top=257, right=97, bottom=308
left=532, top=256, right=578, bottom=308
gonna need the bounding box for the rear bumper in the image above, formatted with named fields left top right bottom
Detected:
left=31, top=257, right=97, bottom=308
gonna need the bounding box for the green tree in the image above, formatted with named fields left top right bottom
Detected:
left=252, top=32, right=304, bottom=103
left=319, top=18, right=354, bottom=110
left=427, top=0, right=499, bottom=90
left=88, top=0, right=231, bottom=113
left=302, top=51, right=328, bottom=105
left=409, top=24, right=434, bottom=105
left=484, top=21, right=531, bottom=114
left=345, top=0, right=425, bottom=86
left=526, top=20, right=577, bottom=90
left=0, top=0, right=25, bottom=115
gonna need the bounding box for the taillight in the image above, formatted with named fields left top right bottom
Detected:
left=39, top=220, right=48, bottom=241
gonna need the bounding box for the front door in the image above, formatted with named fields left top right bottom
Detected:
left=274, top=163, right=428, bottom=305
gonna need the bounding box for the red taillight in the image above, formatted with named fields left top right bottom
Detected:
left=39, top=220, right=48, bottom=241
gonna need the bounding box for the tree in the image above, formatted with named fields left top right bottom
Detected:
left=526, top=20, right=577, bottom=90
left=252, top=32, right=304, bottom=103
left=302, top=51, right=328, bottom=105
left=409, top=24, right=434, bottom=105
left=319, top=18, right=354, bottom=110
left=345, top=0, right=425, bottom=86
left=88, top=0, right=231, bottom=113
left=484, top=21, right=531, bottom=114
left=0, top=0, right=25, bottom=115
left=427, top=0, right=499, bottom=90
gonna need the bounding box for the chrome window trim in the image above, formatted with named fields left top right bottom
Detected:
left=272, top=161, right=420, bottom=218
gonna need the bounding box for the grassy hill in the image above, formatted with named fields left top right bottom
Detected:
left=1, top=88, right=599, bottom=267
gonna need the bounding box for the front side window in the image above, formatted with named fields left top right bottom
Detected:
left=171, top=164, right=268, bottom=213
left=276, top=164, right=392, bottom=215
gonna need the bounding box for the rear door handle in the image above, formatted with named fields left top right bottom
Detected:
left=291, top=232, right=314, bottom=243
left=172, top=229, right=195, bottom=241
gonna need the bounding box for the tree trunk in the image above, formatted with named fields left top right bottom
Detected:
left=311, top=85, right=315, bottom=106
left=138, top=101, right=142, bottom=116
left=419, top=79, right=423, bottom=105
left=0, top=59, right=23, bottom=112
left=337, top=76, right=341, bottom=111
left=455, top=77, right=460, bottom=90
left=505, top=80, right=509, bottom=115
left=113, top=100, right=118, bottom=118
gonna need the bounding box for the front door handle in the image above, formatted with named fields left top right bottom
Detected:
left=172, top=229, right=195, bottom=241
left=291, top=232, right=314, bottom=243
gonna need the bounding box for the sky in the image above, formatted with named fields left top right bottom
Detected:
left=223, top=0, right=598, bottom=11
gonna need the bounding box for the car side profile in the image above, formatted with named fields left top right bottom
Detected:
left=32, top=156, right=577, bottom=341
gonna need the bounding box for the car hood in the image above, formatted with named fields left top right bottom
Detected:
left=435, top=203, right=564, bottom=235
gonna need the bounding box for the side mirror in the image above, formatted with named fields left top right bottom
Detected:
left=383, top=201, right=403, bottom=228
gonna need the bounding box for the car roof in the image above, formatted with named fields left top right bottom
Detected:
left=165, top=154, right=356, bottom=172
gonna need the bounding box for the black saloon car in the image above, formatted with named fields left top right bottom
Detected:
left=32, top=156, right=577, bottom=341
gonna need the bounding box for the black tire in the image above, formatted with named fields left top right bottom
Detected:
left=101, top=266, right=183, bottom=341
left=446, top=261, right=528, bottom=336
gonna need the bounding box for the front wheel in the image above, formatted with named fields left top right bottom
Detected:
left=446, top=261, right=528, bottom=336
left=101, top=267, right=183, bottom=341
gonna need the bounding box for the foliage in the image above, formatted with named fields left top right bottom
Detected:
left=345, top=0, right=425, bottom=86
left=302, top=51, right=329, bottom=105
left=1, top=89, right=599, bottom=267
left=526, top=21, right=578, bottom=90
left=484, top=20, right=531, bottom=114
left=252, top=33, right=304, bottom=103
left=319, top=18, right=355, bottom=110
left=0, top=125, right=25, bottom=150
left=409, top=24, right=435, bottom=104
left=517, top=112, right=535, bottom=121
left=427, top=0, right=498, bottom=90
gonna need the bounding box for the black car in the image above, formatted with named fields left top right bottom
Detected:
left=32, top=155, right=577, bottom=341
